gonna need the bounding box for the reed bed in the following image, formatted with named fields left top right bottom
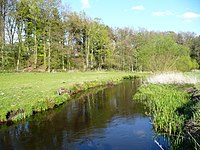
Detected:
left=134, top=72, right=200, bottom=149
left=134, top=84, right=189, bottom=135
left=146, top=72, right=199, bottom=84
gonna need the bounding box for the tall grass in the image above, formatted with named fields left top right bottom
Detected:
left=134, top=71, right=200, bottom=149
left=134, top=84, right=189, bottom=135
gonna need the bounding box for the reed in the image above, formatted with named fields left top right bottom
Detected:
left=134, top=72, right=200, bottom=148
left=134, top=84, right=189, bottom=135
left=146, top=72, right=199, bottom=84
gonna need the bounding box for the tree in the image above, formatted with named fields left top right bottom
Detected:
left=15, top=0, right=27, bottom=71
left=112, top=27, right=138, bottom=71
left=66, top=12, right=112, bottom=70
left=65, top=11, right=83, bottom=70
left=0, top=0, right=199, bottom=72
left=0, top=0, right=8, bottom=69
left=138, top=34, right=198, bottom=72
left=85, top=19, right=112, bottom=70
left=190, top=35, right=200, bottom=66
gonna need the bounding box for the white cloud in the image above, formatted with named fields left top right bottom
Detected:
left=152, top=11, right=173, bottom=16
left=182, top=12, right=200, bottom=19
left=131, top=5, right=144, bottom=11
left=179, top=12, right=200, bottom=23
left=81, top=0, right=91, bottom=9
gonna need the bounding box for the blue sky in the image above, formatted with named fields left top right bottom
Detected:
left=63, top=0, right=200, bottom=35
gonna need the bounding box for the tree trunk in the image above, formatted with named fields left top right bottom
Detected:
left=1, top=45, right=4, bottom=69
left=0, top=0, right=5, bottom=70
left=90, top=49, right=93, bottom=69
left=122, top=52, right=125, bottom=71
left=16, top=43, right=21, bottom=72
left=135, top=52, right=138, bottom=71
left=62, top=40, right=65, bottom=70
left=131, top=64, right=134, bottom=72
left=34, top=34, right=37, bottom=69
left=0, top=30, right=3, bottom=70
left=85, top=37, right=90, bottom=70
left=16, top=26, right=22, bottom=72
left=48, top=27, right=51, bottom=72
left=48, top=42, right=51, bottom=72
left=43, top=40, right=46, bottom=70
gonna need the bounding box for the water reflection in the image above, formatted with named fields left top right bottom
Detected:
left=0, top=80, right=169, bottom=150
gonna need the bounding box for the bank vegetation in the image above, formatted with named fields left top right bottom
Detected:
left=134, top=72, right=200, bottom=149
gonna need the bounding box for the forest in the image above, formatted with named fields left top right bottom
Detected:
left=1, top=0, right=200, bottom=72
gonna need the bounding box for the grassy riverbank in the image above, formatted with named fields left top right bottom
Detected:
left=0, top=71, right=146, bottom=123
left=134, top=72, right=200, bottom=149
left=134, top=84, right=189, bottom=135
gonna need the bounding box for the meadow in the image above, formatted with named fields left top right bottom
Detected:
left=0, top=71, right=146, bottom=123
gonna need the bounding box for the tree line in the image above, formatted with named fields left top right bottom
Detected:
left=0, top=0, right=200, bottom=72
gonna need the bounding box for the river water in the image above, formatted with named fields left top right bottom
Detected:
left=0, top=80, right=170, bottom=150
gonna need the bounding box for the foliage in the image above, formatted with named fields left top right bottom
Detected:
left=176, top=56, right=198, bottom=72
left=138, top=35, right=198, bottom=72
left=190, top=36, right=200, bottom=65
left=1, top=0, right=200, bottom=72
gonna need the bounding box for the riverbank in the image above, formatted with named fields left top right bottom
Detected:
left=0, top=71, right=147, bottom=123
left=134, top=72, right=200, bottom=149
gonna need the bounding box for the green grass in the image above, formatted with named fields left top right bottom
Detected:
left=134, top=84, right=190, bottom=135
left=0, top=71, right=147, bottom=122
left=186, top=72, right=200, bottom=127
left=134, top=71, right=200, bottom=149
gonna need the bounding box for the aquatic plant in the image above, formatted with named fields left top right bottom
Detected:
left=134, top=71, right=200, bottom=149
left=134, top=84, right=189, bottom=135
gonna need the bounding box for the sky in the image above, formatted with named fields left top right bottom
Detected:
left=62, top=0, right=200, bottom=35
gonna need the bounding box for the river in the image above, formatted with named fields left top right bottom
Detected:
left=0, top=80, right=170, bottom=150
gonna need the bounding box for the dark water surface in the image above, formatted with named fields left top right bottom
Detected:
left=0, top=80, right=170, bottom=150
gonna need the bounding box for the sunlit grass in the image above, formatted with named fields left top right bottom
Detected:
left=0, top=71, right=146, bottom=122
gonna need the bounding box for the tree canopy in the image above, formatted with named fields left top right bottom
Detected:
left=0, top=0, right=200, bottom=72
left=138, top=35, right=198, bottom=72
